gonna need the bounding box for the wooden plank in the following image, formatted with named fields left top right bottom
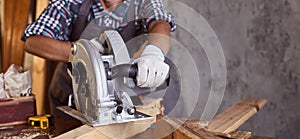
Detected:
left=32, top=0, right=49, bottom=115
left=56, top=118, right=156, bottom=139
left=54, top=97, right=161, bottom=139
left=54, top=125, right=105, bottom=139
left=94, top=117, right=155, bottom=138
left=207, top=98, right=267, bottom=133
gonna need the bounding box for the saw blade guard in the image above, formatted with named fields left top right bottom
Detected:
left=71, top=39, right=109, bottom=122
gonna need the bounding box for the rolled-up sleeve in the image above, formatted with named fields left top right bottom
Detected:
left=139, top=0, right=176, bottom=32
left=23, top=0, right=74, bottom=41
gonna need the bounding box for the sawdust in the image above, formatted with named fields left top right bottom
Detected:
left=0, top=128, right=51, bottom=139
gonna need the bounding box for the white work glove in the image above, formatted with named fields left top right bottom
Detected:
left=135, top=44, right=169, bottom=88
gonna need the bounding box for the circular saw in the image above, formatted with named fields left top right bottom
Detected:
left=61, top=30, right=153, bottom=126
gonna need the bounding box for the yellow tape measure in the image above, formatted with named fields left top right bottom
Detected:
left=28, top=114, right=54, bottom=129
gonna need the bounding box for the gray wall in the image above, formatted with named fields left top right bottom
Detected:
left=166, top=0, right=300, bottom=138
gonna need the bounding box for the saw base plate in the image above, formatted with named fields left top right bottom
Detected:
left=57, top=106, right=154, bottom=127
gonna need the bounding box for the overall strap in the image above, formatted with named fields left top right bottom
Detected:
left=70, top=0, right=141, bottom=42
left=118, top=0, right=143, bottom=43
left=70, top=0, right=93, bottom=41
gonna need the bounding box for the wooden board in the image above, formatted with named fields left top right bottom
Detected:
left=207, top=98, right=267, bottom=133
left=55, top=117, right=155, bottom=139
left=0, top=96, right=36, bottom=126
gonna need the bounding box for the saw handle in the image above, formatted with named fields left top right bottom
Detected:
left=128, top=64, right=138, bottom=79
left=109, top=63, right=169, bottom=87
left=129, top=64, right=171, bottom=88
left=109, top=64, right=137, bottom=79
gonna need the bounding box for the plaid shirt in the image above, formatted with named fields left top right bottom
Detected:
left=23, top=0, right=176, bottom=41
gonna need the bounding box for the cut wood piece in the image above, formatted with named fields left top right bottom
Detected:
left=136, top=97, right=164, bottom=117
left=207, top=98, right=267, bottom=133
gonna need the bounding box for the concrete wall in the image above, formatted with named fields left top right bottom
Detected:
left=166, top=0, right=300, bottom=138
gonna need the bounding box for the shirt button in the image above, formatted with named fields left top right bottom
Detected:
left=104, top=15, right=112, bottom=26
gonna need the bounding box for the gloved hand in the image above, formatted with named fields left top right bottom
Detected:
left=135, top=44, right=169, bottom=88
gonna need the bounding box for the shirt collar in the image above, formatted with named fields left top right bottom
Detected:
left=92, top=0, right=130, bottom=21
